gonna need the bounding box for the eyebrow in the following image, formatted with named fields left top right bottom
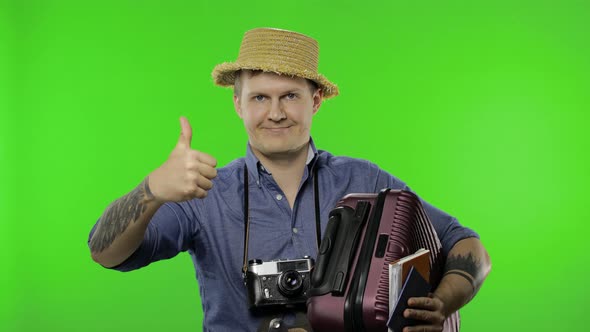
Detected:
left=246, top=88, right=304, bottom=98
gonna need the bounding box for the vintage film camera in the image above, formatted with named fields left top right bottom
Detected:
left=245, top=256, right=314, bottom=309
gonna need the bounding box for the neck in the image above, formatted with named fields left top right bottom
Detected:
left=253, top=143, right=310, bottom=175
left=252, top=142, right=310, bottom=208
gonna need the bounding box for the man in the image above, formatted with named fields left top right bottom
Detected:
left=88, top=28, right=491, bottom=332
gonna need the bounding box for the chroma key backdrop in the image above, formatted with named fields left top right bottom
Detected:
left=1, top=1, right=589, bottom=331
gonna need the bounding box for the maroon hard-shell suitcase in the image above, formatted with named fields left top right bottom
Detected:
left=307, top=189, right=459, bottom=332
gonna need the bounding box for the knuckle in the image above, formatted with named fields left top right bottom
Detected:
left=196, top=151, right=207, bottom=163
left=183, top=185, right=197, bottom=197
left=184, top=161, right=194, bottom=172
left=197, top=188, right=208, bottom=198
left=196, top=174, right=208, bottom=185
left=417, top=310, right=428, bottom=321
left=188, top=150, right=200, bottom=163
left=187, top=173, right=199, bottom=185
left=189, top=158, right=202, bottom=171
left=201, top=180, right=213, bottom=190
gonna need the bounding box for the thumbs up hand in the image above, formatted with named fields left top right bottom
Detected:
left=149, top=117, right=218, bottom=202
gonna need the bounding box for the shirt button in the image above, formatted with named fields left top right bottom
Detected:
left=276, top=194, right=283, bottom=201
left=292, top=227, right=298, bottom=234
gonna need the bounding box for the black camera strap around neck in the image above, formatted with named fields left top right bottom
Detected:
left=242, top=165, right=321, bottom=279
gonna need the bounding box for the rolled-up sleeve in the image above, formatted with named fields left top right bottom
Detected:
left=419, top=200, right=479, bottom=257
left=87, top=200, right=201, bottom=272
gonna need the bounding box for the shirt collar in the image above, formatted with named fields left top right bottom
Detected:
left=245, top=138, right=319, bottom=183
left=306, top=138, right=318, bottom=165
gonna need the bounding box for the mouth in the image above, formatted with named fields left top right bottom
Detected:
left=263, top=126, right=292, bottom=133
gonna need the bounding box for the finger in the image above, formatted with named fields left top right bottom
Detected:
left=197, top=151, right=217, bottom=168
left=194, top=187, right=208, bottom=199
left=404, top=307, right=445, bottom=327
left=197, top=174, right=213, bottom=191
left=404, top=308, right=432, bottom=322
left=178, top=116, right=192, bottom=147
left=404, top=325, right=442, bottom=332
left=408, top=296, right=439, bottom=311
left=197, top=163, right=218, bottom=180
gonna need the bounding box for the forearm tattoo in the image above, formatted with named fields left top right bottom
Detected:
left=89, top=178, right=155, bottom=253
left=444, top=253, right=482, bottom=290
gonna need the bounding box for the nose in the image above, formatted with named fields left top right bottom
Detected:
left=268, top=99, right=286, bottom=122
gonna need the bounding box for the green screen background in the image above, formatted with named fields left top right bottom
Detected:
left=1, top=0, right=589, bottom=331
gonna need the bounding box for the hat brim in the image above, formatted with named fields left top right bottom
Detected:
left=212, top=62, right=339, bottom=99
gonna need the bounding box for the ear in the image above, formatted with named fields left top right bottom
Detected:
left=233, top=94, right=243, bottom=118
left=312, top=88, right=323, bottom=115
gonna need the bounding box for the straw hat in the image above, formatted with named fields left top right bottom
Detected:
left=212, top=28, right=339, bottom=98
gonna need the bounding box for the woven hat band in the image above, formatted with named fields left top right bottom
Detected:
left=237, top=28, right=319, bottom=74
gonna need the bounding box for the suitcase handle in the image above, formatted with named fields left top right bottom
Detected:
left=310, top=201, right=370, bottom=296
left=311, top=211, right=340, bottom=288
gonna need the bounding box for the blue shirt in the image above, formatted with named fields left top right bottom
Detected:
left=89, top=139, right=478, bottom=332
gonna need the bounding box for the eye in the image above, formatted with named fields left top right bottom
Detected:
left=254, top=95, right=266, bottom=102
left=285, top=93, right=297, bottom=100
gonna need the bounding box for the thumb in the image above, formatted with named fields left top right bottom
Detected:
left=178, top=116, right=192, bottom=147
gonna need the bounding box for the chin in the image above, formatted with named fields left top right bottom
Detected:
left=257, top=141, right=304, bottom=156
left=261, top=145, right=294, bottom=155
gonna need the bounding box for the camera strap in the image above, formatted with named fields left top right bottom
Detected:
left=242, top=164, right=321, bottom=279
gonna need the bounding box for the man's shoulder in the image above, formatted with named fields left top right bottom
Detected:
left=318, top=150, right=381, bottom=172
left=318, top=149, right=408, bottom=187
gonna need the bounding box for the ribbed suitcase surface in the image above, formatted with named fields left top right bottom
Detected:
left=307, top=189, right=459, bottom=332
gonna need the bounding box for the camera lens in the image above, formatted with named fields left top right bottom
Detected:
left=278, top=270, right=303, bottom=297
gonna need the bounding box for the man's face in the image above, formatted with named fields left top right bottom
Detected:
left=233, top=72, right=323, bottom=159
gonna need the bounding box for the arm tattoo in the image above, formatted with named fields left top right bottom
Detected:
left=89, top=178, right=155, bottom=253
left=444, top=253, right=482, bottom=289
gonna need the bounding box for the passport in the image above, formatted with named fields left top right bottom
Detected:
left=387, top=266, right=432, bottom=332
